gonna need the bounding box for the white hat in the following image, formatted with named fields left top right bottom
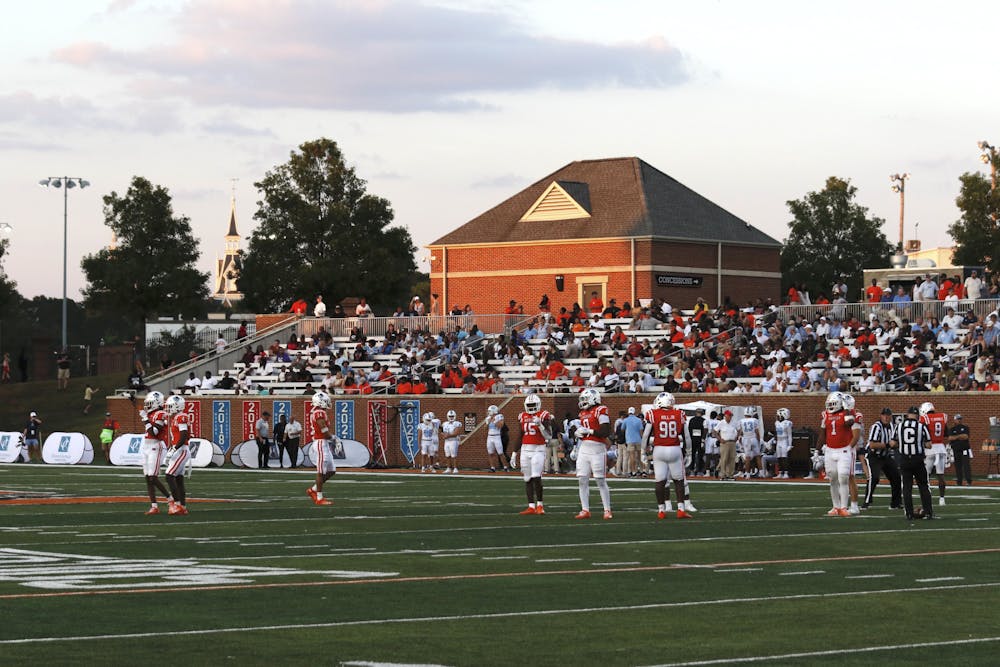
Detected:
left=628, top=407, right=636, bottom=414
left=413, top=296, right=420, bottom=300
left=30, top=411, right=37, bottom=417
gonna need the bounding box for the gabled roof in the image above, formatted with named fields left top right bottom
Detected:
left=519, top=181, right=591, bottom=222
left=431, top=157, right=780, bottom=247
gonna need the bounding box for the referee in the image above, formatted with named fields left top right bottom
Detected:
left=890, top=406, right=934, bottom=520
left=862, top=407, right=902, bottom=509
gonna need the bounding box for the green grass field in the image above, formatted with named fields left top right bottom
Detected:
left=1, top=465, right=999, bottom=666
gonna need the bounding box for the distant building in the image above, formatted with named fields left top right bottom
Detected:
left=213, top=197, right=243, bottom=308
left=428, top=157, right=781, bottom=314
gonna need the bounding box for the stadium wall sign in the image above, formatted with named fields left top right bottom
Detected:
left=42, top=432, right=95, bottom=465
left=656, top=274, right=703, bottom=287
left=0, top=432, right=27, bottom=463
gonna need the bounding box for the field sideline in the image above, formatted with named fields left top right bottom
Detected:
left=1, top=465, right=999, bottom=666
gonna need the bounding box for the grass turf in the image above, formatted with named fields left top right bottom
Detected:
left=1, top=466, right=999, bottom=666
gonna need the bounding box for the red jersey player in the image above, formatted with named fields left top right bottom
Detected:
left=164, top=394, right=191, bottom=515
left=515, top=394, right=553, bottom=515
left=842, top=393, right=864, bottom=515
left=306, top=391, right=335, bottom=506
left=820, top=391, right=857, bottom=517
left=139, top=391, right=174, bottom=515
left=920, top=401, right=949, bottom=505
left=642, top=392, right=692, bottom=520
left=573, top=388, right=613, bottom=519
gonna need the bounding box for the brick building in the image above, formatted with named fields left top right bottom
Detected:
left=428, top=157, right=781, bottom=315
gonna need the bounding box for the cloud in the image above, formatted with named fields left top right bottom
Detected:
left=200, top=117, right=275, bottom=138
left=0, top=91, right=184, bottom=135
left=471, top=172, right=528, bottom=189
left=51, top=1, right=690, bottom=112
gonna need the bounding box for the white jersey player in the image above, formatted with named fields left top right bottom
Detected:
left=738, top=407, right=763, bottom=478
left=485, top=405, right=510, bottom=472
left=419, top=412, right=441, bottom=472
left=774, top=408, right=794, bottom=478
left=441, top=410, right=463, bottom=474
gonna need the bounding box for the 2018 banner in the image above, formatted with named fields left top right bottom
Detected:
left=213, top=401, right=231, bottom=453
left=272, top=400, right=292, bottom=429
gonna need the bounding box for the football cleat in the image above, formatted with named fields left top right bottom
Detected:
left=849, top=505, right=860, bottom=515
left=603, top=510, right=614, bottom=520
left=684, top=501, right=698, bottom=512
left=144, top=506, right=160, bottom=515
left=314, top=498, right=333, bottom=506
left=826, top=508, right=840, bottom=517
left=837, top=508, right=851, bottom=517
left=574, top=509, right=591, bottom=519
left=676, top=509, right=693, bottom=519
left=167, top=502, right=181, bottom=515
left=306, top=487, right=317, bottom=500
left=939, top=497, right=946, bottom=506
left=657, top=510, right=667, bottom=520
left=175, top=505, right=188, bottom=515
left=519, top=507, right=537, bottom=515
left=534, top=505, right=545, bottom=515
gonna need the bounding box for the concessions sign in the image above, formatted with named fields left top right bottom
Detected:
left=656, top=274, right=703, bottom=287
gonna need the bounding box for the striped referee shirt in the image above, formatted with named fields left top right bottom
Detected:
left=890, top=418, right=931, bottom=456
left=865, top=420, right=891, bottom=456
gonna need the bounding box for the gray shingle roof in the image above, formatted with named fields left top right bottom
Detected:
left=431, top=157, right=779, bottom=247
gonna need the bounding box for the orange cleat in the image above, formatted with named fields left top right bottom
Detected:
left=657, top=510, right=667, bottom=520
left=314, top=498, right=333, bottom=506
left=676, top=509, right=693, bottom=519
left=826, top=508, right=840, bottom=517
left=603, top=510, right=614, bottom=520
left=836, top=507, right=851, bottom=517
left=144, top=506, right=160, bottom=515
left=574, top=510, right=591, bottom=519
left=534, top=505, right=545, bottom=515
left=175, top=505, right=189, bottom=515
left=519, top=507, right=537, bottom=515
left=306, top=487, right=318, bottom=501
left=167, top=502, right=181, bottom=515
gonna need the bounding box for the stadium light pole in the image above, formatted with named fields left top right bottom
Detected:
left=38, top=176, right=90, bottom=351
left=889, top=173, right=909, bottom=250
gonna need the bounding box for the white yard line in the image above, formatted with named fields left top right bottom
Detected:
left=4, top=581, right=996, bottom=645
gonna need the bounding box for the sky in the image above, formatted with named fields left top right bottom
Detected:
left=2, top=0, right=999, bottom=301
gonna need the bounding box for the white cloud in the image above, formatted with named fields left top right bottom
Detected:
left=51, top=0, right=689, bottom=112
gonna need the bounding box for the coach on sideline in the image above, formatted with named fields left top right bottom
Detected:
left=862, top=407, right=901, bottom=509
left=890, top=406, right=934, bottom=520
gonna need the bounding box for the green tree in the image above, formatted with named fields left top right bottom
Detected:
left=81, top=177, right=209, bottom=336
left=238, top=138, right=418, bottom=313
left=780, top=177, right=893, bottom=300
left=948, top=169, right=999, bottom=272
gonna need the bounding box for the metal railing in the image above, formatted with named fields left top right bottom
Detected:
left=295, top=313, right=526, bottom=341
left=774, top=298, right=1000, bottom=326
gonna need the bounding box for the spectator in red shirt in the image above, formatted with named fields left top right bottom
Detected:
left=587, top=291, right=604, bottom=313
left=864, top=279, right=883, bottom=303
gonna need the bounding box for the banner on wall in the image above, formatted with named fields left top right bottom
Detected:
left=334, top=400, right=354, bottom=440
left=109, top=434, right=145, bottom=466
left=399, top=400, right=420, bottom=463
left=184, top=400, right=201, bottom=438
left=213, top=401, right=231, bottom=453
left=272, top=400, right=292, bottom=430
left=368, top=400, right=387, bottom=461
left=243, top=400, right=262, bottom=442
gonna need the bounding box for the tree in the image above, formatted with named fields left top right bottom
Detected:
left=948, top=170, right=999, bottom=272
left=780, top=177, right=893, bottom=300
left=238, top=138, right=418, bottom=313
left=81, top=177, right=209, bottom=336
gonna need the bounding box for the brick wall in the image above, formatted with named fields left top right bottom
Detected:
left=108, top=393, right=1000, bottom=476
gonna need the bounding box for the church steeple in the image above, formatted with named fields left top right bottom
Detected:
left=213, top=187, right=243, bottom=307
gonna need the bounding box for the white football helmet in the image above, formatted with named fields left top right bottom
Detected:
left=842, top=394, right=856, bottom=411
left=776, top=408, right=791, bottom=421
left=311, top=391, right=332, bottom=409
left=744, top=406, right=757, bottom=418
left=578, top=387, right=601, bottom=410
left=446, top=410, right=457, bottom=421
left=144, top=391, right=165, bottom=411
left=487, top=405, right=499, bottom=416
left=422, top=412, right=433, bottom=424
left=825, top=391, right=844, bottom=413
left=165, top=394, right=186, bottom=415
left=919, top=401, right=935, bottom=416
left=653, top=392, right=675, bottom=409
left=525, top=394, right=542, bottom=414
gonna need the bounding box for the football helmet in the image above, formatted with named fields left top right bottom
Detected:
left=144, top=391, right=165, bottom=411
left=776, top=408, right=791, bottom=421
left=487, top=405, right=499, bottom=416
left=422, top=412, right=433, bottom=424
left=525, top=394, right=542, bottom=414
left=311, top=391, right=332, bottom=409
left=744, top=406, right=757, bottom=418
left=842, top=394, right=856, bottom=411
left=165, top=394, right=186, bottom=415
left=653, top=392, right=675, bottom=409
left=825, top=391, right=844, bottom=413
left=919, top=401, right=935, bottom=416
left=578, top=387, right=601, bottom=410
left=446, top=410, right=457, bottom=421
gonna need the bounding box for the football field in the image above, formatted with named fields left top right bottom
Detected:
left=1, top=465, right=999, bottom=666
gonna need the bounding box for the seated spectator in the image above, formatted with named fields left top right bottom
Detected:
left=216, top=371, right=237, bottom=390
left=202, top=371, right=218, bottom=390
left=182, top=371, right=201, bottom=394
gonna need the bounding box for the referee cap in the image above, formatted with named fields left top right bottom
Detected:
left=954, top=414, right=963, bottom=420
left=880, top=407, right=893, bottom=415
left=906, top=406, right=919, bottom=415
